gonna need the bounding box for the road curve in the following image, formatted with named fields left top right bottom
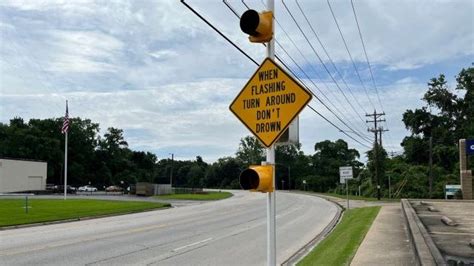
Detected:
left=0, top=191, right=337, bottom=266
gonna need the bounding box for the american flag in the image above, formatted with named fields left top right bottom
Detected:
left=61, top=100, right=69, bottom=134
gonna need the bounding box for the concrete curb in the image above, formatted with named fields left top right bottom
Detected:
left=401, top=199, right=445, bottom=265
left=281, top=194, right=344, bottom=266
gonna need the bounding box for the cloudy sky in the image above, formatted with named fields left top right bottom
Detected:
left=0, top=0, right=473, bottom=162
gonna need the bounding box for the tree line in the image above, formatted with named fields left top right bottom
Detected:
left=0, top=66, right=472, bottom=198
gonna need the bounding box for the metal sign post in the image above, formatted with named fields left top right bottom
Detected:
left=340, top=166, right=353, bottom=210
left=230, top=1, right=311, bottom=264
left=346, top=179, right=349, bottom=210
left=266, top=2, right=276, bottom=265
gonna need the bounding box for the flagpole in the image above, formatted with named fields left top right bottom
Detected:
left=64, top=130, right=68, bottom=200
left=63, top=100, right=68, bottom=200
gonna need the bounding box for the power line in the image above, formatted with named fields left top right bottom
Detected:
left=281, top=0, right=368, bottom=125
left=233, top=0, right=372, bottom=145
left=308, top=105, right=371, bottom=148
left=244, top=0, right=372, bottom=143
left=350, top=0, right=398, bottom=151
left=182, top=0, right=372, bottom=147
left=275, top=45, right=373, bottom=144
left=180, top=0, right=259, bottom=66
left=326, top=0, right=376, bottom=110
left=239, top=0, right=372, bottom=143
left=278, top=57, right=371, bottom=148
left=294, top=0, right=370, bottom=116
left=350, top=0, right=383, bottom=111
left=327, top=0, right=397, bottom=151
left=280, top=0, right=372, bottom=140
left=366, top=110, right=387, bottom=200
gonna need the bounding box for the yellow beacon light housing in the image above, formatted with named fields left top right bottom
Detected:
left=239, top=165, right=274, bottom=193
left=240, top=10, right=273, bottom=43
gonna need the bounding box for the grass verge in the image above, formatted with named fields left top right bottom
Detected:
left=153, top=191, right=232, bottom=201
left=321, top=192, right=400, bottom=202
left=0, top=199, right=170, bottom=227
left=297, top=206, right=381, bottom=266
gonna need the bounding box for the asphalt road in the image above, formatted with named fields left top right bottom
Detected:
left=0, top=191, right=337, bottom=266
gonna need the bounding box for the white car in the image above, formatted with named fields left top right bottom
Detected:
left=78, top=185, right=98, bottom=192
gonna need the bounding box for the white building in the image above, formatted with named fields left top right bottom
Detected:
left=0, top=158, right=47, bottom=193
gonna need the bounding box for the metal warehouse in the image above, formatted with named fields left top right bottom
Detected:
left=0, top=158, right=47, bottom=193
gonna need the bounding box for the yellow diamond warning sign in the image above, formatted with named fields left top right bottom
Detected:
left=230, top=58, right=312, bottom=147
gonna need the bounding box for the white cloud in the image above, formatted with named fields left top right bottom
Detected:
left=0, top=0, right=472, bottom=161
left=149, top=50, right=178, bottom=61
left=45, top=30, right=123, bottom=73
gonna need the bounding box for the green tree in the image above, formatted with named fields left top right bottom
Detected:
left=402, top=67, right=474, bottom=169
left=311, top=139, right=363, bottom=192
left=187, top=165, right=205, bottom=189
left=236, top=136, right=265, bottom=165
left=205, top=157, right=243, bottom=189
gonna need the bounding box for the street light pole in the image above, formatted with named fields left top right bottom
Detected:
left=169, top=153, right=174, bottom=187
left=288, top=166, right=291, bottom=191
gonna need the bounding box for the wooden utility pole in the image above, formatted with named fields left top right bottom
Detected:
left=429, top=136, right=433, bottom=198
left=366, top=110, right=387, bottom=200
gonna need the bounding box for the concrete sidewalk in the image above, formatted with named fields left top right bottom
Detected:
left=351, top=205, right=417, bottom=265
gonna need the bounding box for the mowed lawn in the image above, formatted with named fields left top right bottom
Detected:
left=298, top=206, right=381, bottom=266
left=154, top=191, right=232, bottom=201
left=0, top=199, right=170, bottom=227
left=322, top=192, right=400, bottom=202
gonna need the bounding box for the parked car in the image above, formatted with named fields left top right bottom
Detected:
left=105, top=185, right=123, bottom=192
left=52, top=185, right=76, bottom=193
left=78, top=185, right=97, bottom=192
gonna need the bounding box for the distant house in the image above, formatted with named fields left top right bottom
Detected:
left=0, top=158, right=47, bottom=193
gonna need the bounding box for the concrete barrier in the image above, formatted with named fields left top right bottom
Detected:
left=401, top=199, right=445, bottom=265
left=440, top=216, right=457, bottom=226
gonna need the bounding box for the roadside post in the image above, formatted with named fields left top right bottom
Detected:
left=232, top=2, right=312, bottom=264
left=339, top=166, right=353, bottom=210
left=388, top=175, right=391, bottom=199
left=25, top=195, right=28, bottom=214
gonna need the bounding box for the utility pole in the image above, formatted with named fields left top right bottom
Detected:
left=366, top=110, right=387, bottom=200
left=378, top=127, right=388, bottom=147
left=388, top=175, right=391, bottom=199
left=288, top=166, right=291, bottom=191
left=169, top=153, right=174, bottom=187
left=429, top=136, right=433, bottom=198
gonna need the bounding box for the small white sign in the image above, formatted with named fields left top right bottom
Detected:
left=445, top=184, right=461, bottom=197
left=339, top=166, right=353, bottom=184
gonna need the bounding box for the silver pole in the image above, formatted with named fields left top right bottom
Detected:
left=346, top=179, right=349, bottom=210
left=267, top=146, right=276, bottom=266
left=389, top=175, right=391, bottom=199
left=288, top=166, right=291, bottom=191
left=170, top=153, right=174, bottom=186
left=266, top=1, right=275, bottom=264
left=64, top=131, right=68, bottom=200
